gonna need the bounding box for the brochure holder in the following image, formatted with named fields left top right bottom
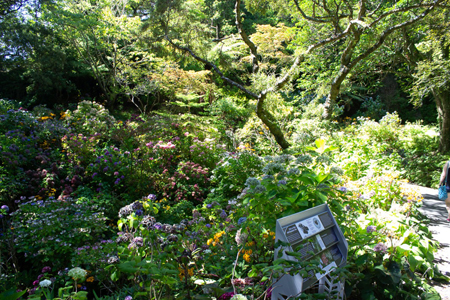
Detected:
left=271, top=204, right=348, bottom=300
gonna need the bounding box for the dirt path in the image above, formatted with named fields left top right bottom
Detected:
left=411, top=184, right=450, bottom=299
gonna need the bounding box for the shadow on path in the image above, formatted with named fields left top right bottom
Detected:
left=407, top=184, right=450, bottom=299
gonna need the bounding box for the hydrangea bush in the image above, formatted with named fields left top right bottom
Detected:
left=8, top=197, right=109, bottom=269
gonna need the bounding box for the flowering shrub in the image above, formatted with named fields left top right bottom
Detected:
left=186, top=137, right=226, bottom=169
left=9, top=197, right=109, bottom=269
left=63, top=101, right=116, bottom=136
left=335, top=173, right=440, bottom=299
left=210, top=151, right=264, bottom=201
left=163, top=161, right=211, bottom=203
left=0, top=100, right=445, bottom=300
left=61, top=133, right=102, bottom=166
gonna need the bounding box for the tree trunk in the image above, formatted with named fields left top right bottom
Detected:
left=256, top=94, right=291, bottom=150
left=322, top=65, right=350, bottom=119
left=434, top=88, right=450, bottom=153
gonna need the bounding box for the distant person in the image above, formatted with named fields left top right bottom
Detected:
left=439, top=161, right=450, bottom=221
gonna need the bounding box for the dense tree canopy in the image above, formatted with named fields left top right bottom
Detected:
left=0, top=0, right=450, bottom=150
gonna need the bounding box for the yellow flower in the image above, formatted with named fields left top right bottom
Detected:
left=178, top=267, right=185, bottom=280
left=245, top=249, right=253, bottom=255
left=214, top=231, right=225, bottom=241
left=207, top=238, right=214, bottom=246
left=243, top=253, right=251, bottom=262
left=246, top=241, right=255, bottom=247
left=188, top=268, right=194, bottom=277
left=86, top=276, right=94, bottom=282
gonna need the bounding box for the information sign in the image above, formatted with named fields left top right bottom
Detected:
left=271, top=204, right=348, bottom=300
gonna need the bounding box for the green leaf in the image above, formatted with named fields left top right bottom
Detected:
left=111, top=271, right=119, bottom=281
left=315, top=173, right=329, bottom=183
left=355, top=253, right=368, bottom=267
left=315, top=139, right=325, bottom=150
left=386, top=261, right=401, bottom=284
left=0, top=289, right=27, bottom=300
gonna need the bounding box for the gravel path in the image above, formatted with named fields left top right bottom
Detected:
left=411, top=184, right=450, bottom=299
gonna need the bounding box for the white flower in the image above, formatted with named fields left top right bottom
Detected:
left=230, top=295, right=248, bottom=300
left=68, top=267, right=87, bottom=280
left=39, top=279, right=52, bottom=287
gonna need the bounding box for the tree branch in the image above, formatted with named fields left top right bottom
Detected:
left=235, top=0, right=259, bottom=73
left=165, top=36, right=259, bottom=99
left=368, top=0, right=445, bottom=28
left=292, top=0, right=349, bottom=23
left=350, top=0, right=442, bottom=70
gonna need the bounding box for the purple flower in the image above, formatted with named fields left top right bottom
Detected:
left=0, top=214, right=3, bottom=219
left=92, top=173, right=98, bottom=178
left=278, top=180, right=287, bottom=186
left=338, top=186, right=347, bottom=192
left=125, top=296, right=133, bottom=300
left=135, top=209, right=143, bottom=216
left=114, top=171, right=119, bottom=176
left=33, top=280, right=39, bottom=286
left=374, top=243, right=387, bottom=253
left=218, top=292, right=235, bottom=300
left=206, top=204, right=213, bottom=209
left=1, top=205, right=9, bottom=212
left=237, top=217, right=247, bottom=225
left=205, top=224, right=211, bottom=228
left=219, top=210, right=227, bottom=219
left=147, top=194, right=157, bottom=200
left=193, top=210, right=201, bottom=219
left=42, top=266, right=51, bottom=273
left=103, top=167, right=108, bottom=172
left=366, top=226, right=376, bottom=233
left=133, top=237, right=144, bottom=247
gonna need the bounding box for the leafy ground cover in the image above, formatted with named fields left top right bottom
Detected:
left=0, top=99, right=447, bottom=300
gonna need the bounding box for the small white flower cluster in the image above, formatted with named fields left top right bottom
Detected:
left=68, top=267, right=87, bottom=280
left=39, top=279, right=52, bottom=287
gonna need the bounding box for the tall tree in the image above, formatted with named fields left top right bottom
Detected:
left=410, top=8, right=450, bottom=153
left=154, top=0, right=445, bottom=149
left=281, top=0, right=446, bottom=119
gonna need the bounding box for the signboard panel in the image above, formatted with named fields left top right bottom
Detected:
left=271, top=204, right=348, bottom=300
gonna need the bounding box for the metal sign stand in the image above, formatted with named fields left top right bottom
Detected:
left=271, top=204, right=348, bottom=300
